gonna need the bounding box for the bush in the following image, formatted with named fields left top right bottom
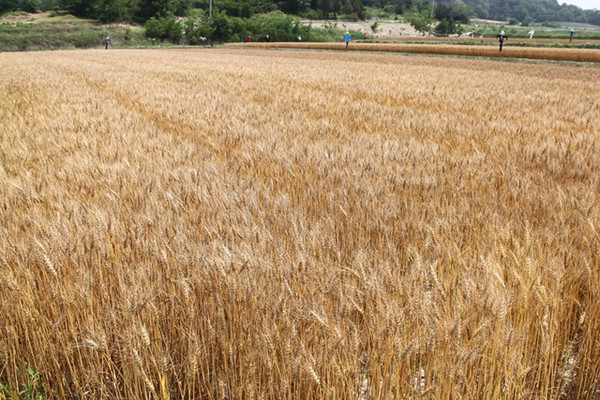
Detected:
left=228, top=11, right=305, bottom=42
left=255, top=11, right=299, bottom=41
left=72, top=30, right=100, bottom=48
left=435, top=18, right=456, bottom=36
left=209, top=10, right=232, bottom=42
left=521, top=17, right=533, bottom=26
left=408, top=9, right=432, bottom=36
left=184, top=17, right=213, bottom=44
left=370, top=20, right=379, bottom=33
left=145, top=15, right=184, bottom=43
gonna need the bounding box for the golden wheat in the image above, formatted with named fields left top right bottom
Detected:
left=229, top=41, right=600, bottom=63
left=1, top=48, right=599, bottom=399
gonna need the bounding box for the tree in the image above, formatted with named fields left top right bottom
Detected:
left=16, top=0, right=38, bottom=12
left=316, top=0, right=338, bottom=17
left=210, top=10, right=233, bottom=41
left=434, top=2, right=473, bottom=24
left=145, top=15, right=184, bottom=43
left=587, top=10, right=600, bottom=26
left=219, top=0, right=253, bottom=17
left=185, top=14, right=214, bottom=44
left=0, top=0, right=16, bottom=14
left=173, top=0, right=193, bottom=16
left=58, top=0, right=99, bottom=18
left=95, top=0, right=137, bottom=22
left=136, top=0, right=174, bottom=22
left=39, top=0, right=60, bottom=11
left=0, top=0, right=37, bottom=12
left=280, top=0, right=310, bottom=14
left=408, top=8, right=432, bottom=35
left=435, top=18, right=456, bottom=35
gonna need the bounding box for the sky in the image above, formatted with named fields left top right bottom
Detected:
left=560, top=0, right=599, bottom=10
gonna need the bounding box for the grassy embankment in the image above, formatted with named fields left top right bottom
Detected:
left=0, top=12, right=146, bottom=52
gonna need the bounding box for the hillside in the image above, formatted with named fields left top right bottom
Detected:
left=1, top=0, right=599, bottom=26
left=0, top=11, right=146, bottom=51
left=454, top=0, right=600, bottom=24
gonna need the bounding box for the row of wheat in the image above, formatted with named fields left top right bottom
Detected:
left=1, top=48, right=599, bottom=399
left=377, top=36, right=598, bottom=45
left=229, top=42, right=600, bottom=63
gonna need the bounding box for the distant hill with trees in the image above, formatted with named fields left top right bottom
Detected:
left=1, top=0, right=598, bottom=26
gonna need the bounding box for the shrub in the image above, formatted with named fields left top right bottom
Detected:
left=435, top=18, right=456, bottom=36
left=184, top=17, right=214, bottom=45
left=209, top=10, right=232, bottom=42
left=228, top=11, right=306, bottom=42
left=145, top=15, right=184, bottom=43
left=72, top=30, right=100, bottom=48
left=408, top=10, right=432, bottom=35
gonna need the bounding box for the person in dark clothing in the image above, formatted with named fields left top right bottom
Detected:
left=104, top=36, right=112, bottom=49
left=497, top=30, right=507, bottom=52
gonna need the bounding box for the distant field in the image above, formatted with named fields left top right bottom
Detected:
left=229, top=41, right=600, bottom=62
left=1, top=49, right=599, bottom=399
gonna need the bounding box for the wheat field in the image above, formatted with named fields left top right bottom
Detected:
left=229, top=42, right=600, bottom=63
left=1, top=48, right=599, bottom=399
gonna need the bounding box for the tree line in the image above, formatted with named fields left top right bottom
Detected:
left=1, top=0, right=598, bottom=26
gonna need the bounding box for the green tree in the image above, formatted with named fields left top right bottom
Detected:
left=39, top=0, right=60, bottom=11
left=58, top=0, right=99, bottom=18
left=219, top=0, right=253, bottom=17
left=173, top=0, right=192, bottom=16
left=185, top=14, right=214, bottom=44
left=17, top=0, right=38, bottom=12
left=408, top=8, right=431, bottom=35
left=136, top=0, right=174, bottom=22
left=0, top=0, right=16, bottom=14
left=95, top=0, right=137, bottom=22
left=435, top=18, right=455, bottom=35
left=145, top=15, right=184, bottom=43
left=434, top=2, right=472, bottom=24
left=0, top=0, right=37, bottom=13
left=253, top=11, right=299, bottom=40
left=280, top=0, right=310, bottom=14
left=209, top=10, right=232, bottom=41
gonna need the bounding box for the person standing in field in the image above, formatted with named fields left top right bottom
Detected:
left=528, top=29, right=535, bottom=39
left=344, top=31, right=351, bottom=49
left=497, top=30, right=507, bottom=52
left=266, top=34, right=270, bottom=42
left=104, top=36, right=112, bottom=49
left=297, top=35, right=302, bottom=41
left=570, top=29, right=575, bottom=42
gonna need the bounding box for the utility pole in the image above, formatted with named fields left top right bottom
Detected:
left=430, top=0, right=435, bottom=34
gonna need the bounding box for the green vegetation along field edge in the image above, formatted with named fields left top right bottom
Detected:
left=1, top=10, right=599, bottom=53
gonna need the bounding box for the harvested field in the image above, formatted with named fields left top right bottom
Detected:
left=1, top=48, right=600, bottom=399
left=228, top=41, right=600, bottom=62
